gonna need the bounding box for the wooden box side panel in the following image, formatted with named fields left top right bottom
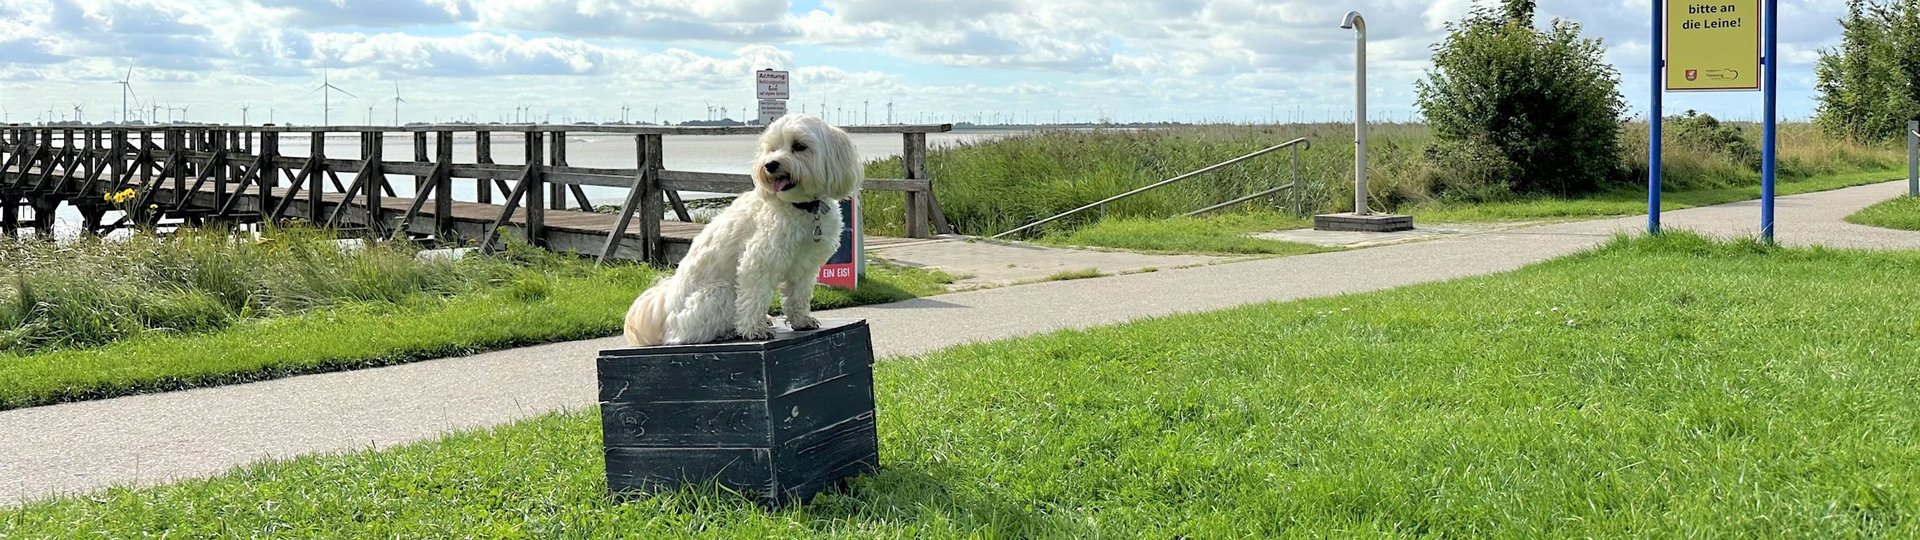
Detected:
left=597, top=353, right=767, bottom=403
left=604, top=447, right=776, bottom=497
left=600, top=399, right=773, bottom=448
left=766, top=324, right=873, bottom=397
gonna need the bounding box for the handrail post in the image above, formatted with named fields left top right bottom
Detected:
left=259, top=131, right=278, bottom=226
left=550, top=130, right=568, bottom=210
left=308, top=132, right=325, bottom=221
left=366, top=131, right=385, bottom=236
left=640, top=134, right=664, bottom=263
left=903, top=132, right=930, bottom=238
left=525, top=130, right=545, bottom=246
left=475, top=131, right=493, bottom=204
left=413, top=131, right=429, bottom=193
left=435, top=130, right=454, bottom=240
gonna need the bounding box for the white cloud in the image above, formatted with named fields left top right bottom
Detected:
left=0, top=0, right=1864, bottom=125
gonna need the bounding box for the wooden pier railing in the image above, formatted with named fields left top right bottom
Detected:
left=0, top=123, right=954, bottom=264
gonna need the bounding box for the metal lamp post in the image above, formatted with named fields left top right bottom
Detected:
left=1341, top=11, right=1368, bottom=215
left=1313, top=11, right=1412, bottom=232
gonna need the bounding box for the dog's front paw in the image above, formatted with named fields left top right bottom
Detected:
left=787, top=313, right=820, bottom=330
left=736, top=319, right=775, bottom=341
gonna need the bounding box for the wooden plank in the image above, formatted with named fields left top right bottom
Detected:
left=665, top=189, right=692, bottom=222
left=173, top=150, right=226, bottom=211
left=269, top=157, right=313, bottom=221
left=659, top=170, right=752, bottom=193
left=390, top=165, right=442, bottom=241
left=599, top=171, right=649, bottom=264
left=603, top=447, right=775, bottom=497
left=478, top=165, right=536, bottom=254
left=595, top=355, right=767, bottom=402
left=600, top=400, right=772, bottom=448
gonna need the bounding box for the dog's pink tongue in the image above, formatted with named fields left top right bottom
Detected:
left=772, top=179, right=791, bottom=191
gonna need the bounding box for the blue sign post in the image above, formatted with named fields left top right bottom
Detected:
left=1652, top=0, right=1777, bottom=242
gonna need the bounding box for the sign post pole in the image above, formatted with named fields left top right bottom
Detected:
left=1650, top=0, right=1664, bottom=235
left=1760, top=0, right=1777, bottom=243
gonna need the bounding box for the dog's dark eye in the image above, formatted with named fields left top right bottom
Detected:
left=792, top=142, right=808, bottom=152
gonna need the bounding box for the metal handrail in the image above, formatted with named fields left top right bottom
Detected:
left=992, top=137, right=1311, bottom=239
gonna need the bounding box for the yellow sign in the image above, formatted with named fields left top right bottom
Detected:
left=1665, top=0, right=1761, bottom=92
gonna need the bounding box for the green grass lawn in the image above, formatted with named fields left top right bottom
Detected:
left=0, top=260, right=950, bottom=411
left=1413, top=168, right=1908, bottom=223
left=1847, top=194, right=1920, bottom=231
left=9, top=233, right=1918, bottom=537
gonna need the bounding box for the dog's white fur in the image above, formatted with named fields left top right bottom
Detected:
left=623, top=115, right=862, bottom=346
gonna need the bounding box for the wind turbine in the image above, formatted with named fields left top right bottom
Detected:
left=240, top=103, right=250, bottom=125
left=620, top=103, right=630, bottom=124
left=366, top=102, right=374, bottom=125
left=391, top=81, right=405, bottom=125
left=303, top=70, right=357, bottom=126
left=178, top=104, right=188, bottom=123
left=148, top=102, right=162, bottom=124
left=703, top=100, right=713, bottom=121
left=72, top=103, right=84, bottom=124
left=115, top=64, right=137, bottom=123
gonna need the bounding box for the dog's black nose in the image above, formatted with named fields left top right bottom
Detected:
left=763, top=161, right=781, bottom=173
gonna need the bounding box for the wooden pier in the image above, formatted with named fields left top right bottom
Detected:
left=0, top=123, right=954, bottom=264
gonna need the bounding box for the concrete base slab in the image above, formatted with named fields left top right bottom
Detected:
left=1315, top=212, right=1414, bottom=232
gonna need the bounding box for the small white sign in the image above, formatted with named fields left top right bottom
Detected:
left=758, top=99, right=787, bottom=125
left=756, top=70, right=789, bottom=100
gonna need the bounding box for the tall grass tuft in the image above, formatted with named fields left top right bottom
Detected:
left=0, top=227, right=531, bottom=353
left=865, top=122, right=1900, bottom=238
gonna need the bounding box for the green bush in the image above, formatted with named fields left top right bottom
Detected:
left=1668, top=110, right=1760, bottom=170
left=1814, top=0, right=1920, bottom=142
left=1422, top=137, right=1522, bottom=202
left=1416, top=0, right=1627, bottom=196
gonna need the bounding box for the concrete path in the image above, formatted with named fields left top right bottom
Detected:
left=4, top=180, right=1918, bottom=507
left=869, top=238, right=1233, bottom=290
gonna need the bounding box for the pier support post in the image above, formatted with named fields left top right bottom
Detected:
left=475, top=131, right=494, bottom=204
left=525, top=130, right=545, bottom=247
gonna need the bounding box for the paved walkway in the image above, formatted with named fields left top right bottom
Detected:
left=869, top=238, right=1235, bottom=290
left=3, top=180, right=1918, bottom=507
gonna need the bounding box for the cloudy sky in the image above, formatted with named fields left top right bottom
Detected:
left=0, top=0, right=1850, bottom=126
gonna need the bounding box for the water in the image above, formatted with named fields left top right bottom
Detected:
left=41, top=129, right=1025, bottom=237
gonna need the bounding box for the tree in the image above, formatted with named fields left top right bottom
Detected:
left=1814, top=0, right=1920, bottom=142
left=1415, top=0, right=1626, bottom=196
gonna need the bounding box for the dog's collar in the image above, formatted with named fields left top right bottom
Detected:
left=791, top=200, right=829, bottom=213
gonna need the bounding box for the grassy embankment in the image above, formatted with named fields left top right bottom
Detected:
left=8, top=233, right=1919, bottom=537
left=860, top=122, right=1904, bottom=251
left=1847, top=193, right=1920, bottom=230
left=0, top=229, right=951, bottom=410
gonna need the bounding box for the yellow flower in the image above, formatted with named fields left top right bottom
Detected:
left=102, top=193, right=113, bottom=202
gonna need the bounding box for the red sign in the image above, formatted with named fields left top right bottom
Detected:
left=817, top=196, right=861, bottom=289
left=1685, top=69, right=1698, bottom=81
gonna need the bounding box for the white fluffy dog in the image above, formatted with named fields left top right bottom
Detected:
left=623, top=115, right=863, bottom=346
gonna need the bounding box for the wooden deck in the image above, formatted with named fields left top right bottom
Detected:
left=0, top=123, right=950, bottom=264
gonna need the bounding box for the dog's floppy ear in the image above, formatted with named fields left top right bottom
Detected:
left=819, top=122, right=864, bottom=201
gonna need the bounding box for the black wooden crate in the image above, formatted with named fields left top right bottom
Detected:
left=597, top=319, right=878, bottom=506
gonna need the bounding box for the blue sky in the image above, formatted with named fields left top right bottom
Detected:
left=0, top=0, right=1851, bottom=126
